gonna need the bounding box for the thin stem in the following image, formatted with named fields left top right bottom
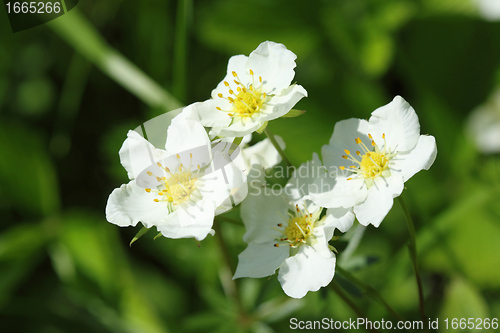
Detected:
left=213, top=220, right=245, bottom=315
left=172, top=0, right=192, bottom=102
left=329, top=281, right=379, bottom=333
left=263, top=127, right=292, bottom=167
left=398, top=196, right=426, bottom=321
left=336, top=266, right=404, bottom=321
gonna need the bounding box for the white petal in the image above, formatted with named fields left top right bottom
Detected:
left=105, top=180, right=168, bottom=228
left=196, top=99, right=232, bottom=129
left=353, top=174, right=404, bottom=227
left=243, top=136, right=285, bottom=170
left=246, top=41, right=298, bottom=93
left=213, top=118, right=264, bottom=137
left=212, top=54, right=250, bottom=96
left=241, top=167, right=289, bottom=244
left=286, top=153, right=325, bottom=209
left=119, top=130, right=168, bottom=180
left=308, top=158, right=368, bottom=209
left=325, top=207, right=355, bottom=233
left=210, top=158, right=248, bottom=214
left=278, top=245, right=336, bottom=299
left=156, top=206, right=214, bottom=241
left=140, top=108, right=182, bottom=150
left=369, top=96, right=421, bottom=152
left=259, top=84, right=308, bottom=121
left=233, top=241, right=289, bottom=279
left=309, top=216, right=337, bottom=257
left=166, top=104, right=211, bottom=154
left=323, top=118, right=371, bottom=170
left=391, top=135, right=437, bottom=182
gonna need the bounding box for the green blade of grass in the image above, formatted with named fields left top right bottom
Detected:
left=48, top=9, right=183, bottom=111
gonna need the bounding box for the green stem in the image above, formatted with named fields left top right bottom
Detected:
left=329, top=282, right=379, bottom=333
left=263, top=127, right=292, bottom=167
left=398, top=196, right=426, bottom=322
left=336, top=266, right=404, bottom=321
left=213, top=220, right=245, bottom=315
left=172, top=0, right=192, bottom=102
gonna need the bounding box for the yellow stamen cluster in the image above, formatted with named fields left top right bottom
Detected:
left=274, top=205, right=316, bottom=248
left=341, top=133, right=394, bottom=181
left=145, top=154, right=200, bottom=206
left=215, top=69, right=267, bottom=118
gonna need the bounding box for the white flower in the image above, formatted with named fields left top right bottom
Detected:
left=310, top=96, right=437, bottom=227
left=196, top=41, right=307, bottom=137
left=105, top=105, right=245, bottom=241
left=234, top=160, right=353, bottom=299
left=475, top=0, right=500, bottom=21
left=466, top=89, right=500, bottom=154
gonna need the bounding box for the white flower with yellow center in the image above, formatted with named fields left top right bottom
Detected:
left=196, top=41, right=307, bottom=137
left=234, top=161, right=352, bottom=299
left=105, top=105, right=245, bottom=241
left=310, top=96, right=437, bottom=227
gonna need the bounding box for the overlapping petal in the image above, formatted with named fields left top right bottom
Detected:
left=119, top=130, right=168, bottom=180
left=278, top=245, right=336, bottom=299
left=106, top=180, right=167, bottom=229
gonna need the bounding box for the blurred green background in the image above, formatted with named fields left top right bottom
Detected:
left=1, top=0, right=500, bottom=332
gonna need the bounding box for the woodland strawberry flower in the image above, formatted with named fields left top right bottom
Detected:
left=105, top=105, right=245, bottom=241
left=196, top=41, right=307, bottom=137
left=310, top=96, right=437, bottom=227
left=234, top=160, right=353, bottom=299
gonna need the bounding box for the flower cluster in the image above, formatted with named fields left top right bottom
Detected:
left=105, top=41, right=437, bottom=299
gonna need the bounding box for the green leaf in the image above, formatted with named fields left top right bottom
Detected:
left=56, top=211, right=129, bottom=297
left=229, top=136, right=244, bottom=155
left=439, top=277, right=489, bottom=330
left=420, top=186, right=500, bottom=288
left=130, top=226, right=150, bottom=247
left=0, top=224, right=48, bottom=307
left=0, top=123, right=59, bottom=217
left=280, top=109, right=306, bottom=118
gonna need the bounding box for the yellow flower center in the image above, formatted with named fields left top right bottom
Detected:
left=216, top=69, right=268, bottom=118
left=145, top=154, right=200, bottom=206
left=340, top=133, right=395, bottom=183
left=166, top=171, right=197, bottom=204
left=274, top=205, right=318, bottom=248
left=360, top=151, right=389, bottom=178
